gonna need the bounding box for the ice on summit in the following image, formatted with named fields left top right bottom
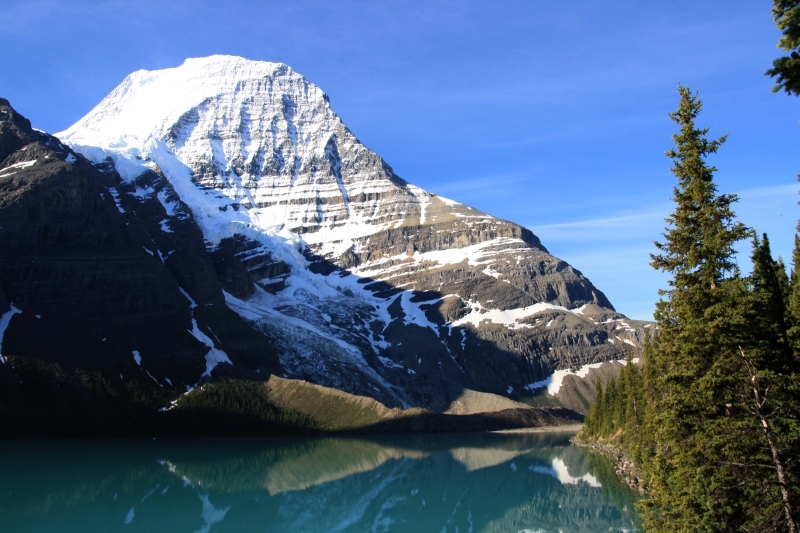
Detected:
left=56, top=55, right=480, bottom=258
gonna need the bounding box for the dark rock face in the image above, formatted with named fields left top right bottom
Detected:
left=0, top=100, right=282, bottom=397
left=339, top=218, right=612, bottom=310
left=0, top=98, right=39, bottom=164
left=208, top=235, right=291, bottom=297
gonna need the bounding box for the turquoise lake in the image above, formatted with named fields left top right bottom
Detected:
left=0, top=430, right=640, bottom=532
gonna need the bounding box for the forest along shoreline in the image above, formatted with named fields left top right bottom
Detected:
left=494, top=422, right=649, bottom=494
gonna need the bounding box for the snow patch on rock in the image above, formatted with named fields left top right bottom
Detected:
left=188, top=318, right=231, bottom=378
left=0, top=304, right=22, bottom=364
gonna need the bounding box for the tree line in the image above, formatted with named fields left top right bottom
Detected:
left=580, top=2, right=800, bottom=531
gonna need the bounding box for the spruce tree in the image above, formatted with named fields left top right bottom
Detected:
left=639, top=86, right=800, bottom=533
left=578, top=81, right=799, bottom=532
left=751, top=233, right=794, bottom=372
left=643, top=85, right=750, bottom=532
left=767, top=0, right=800, bottom=96
left=728, top=236, right=799, bottom=532
left=777, top=257, right=792, bottom=313
left=638, top=331, right=656, bottom=468
left=622, top=352, right=644, bottom=455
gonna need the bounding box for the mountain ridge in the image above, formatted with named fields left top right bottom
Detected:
left=0, top=56, right=650, bottom=435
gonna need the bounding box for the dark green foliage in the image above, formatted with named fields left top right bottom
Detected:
left=0, top=357, right=171, bottom=438
left=579, top=352, right=647, bottom=459
left=777, top=257, right=792, bottom=317
left=642, top=88, right=799, bottom=532
left=162, top=379, right=317, bottom=437
left=580, top=87, right=800, bottom=532
left=788, top=228, right=800, bottom=354
left=643, top=87, right=751, bottom=529
left=767, top=0, right=800, bottom=96
left=651, top=86, right=748, bottom=294
left=751, top=233, right=794, bottom=372
left=0, top=360, right=317, bottom=438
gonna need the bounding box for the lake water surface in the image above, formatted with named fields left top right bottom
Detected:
left=0, top=430, right=640, bottom=532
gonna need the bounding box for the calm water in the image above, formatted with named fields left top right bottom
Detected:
left=0, top=430, right=640, bottom=532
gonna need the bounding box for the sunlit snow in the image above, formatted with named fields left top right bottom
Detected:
left=52, top=55, right=644, bottom=404
left=525, top=357, right=638, bottom=395
left=107, top=187, right=125, bottom=213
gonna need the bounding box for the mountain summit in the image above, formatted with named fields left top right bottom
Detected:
left=0, top=56, right=647, bottom=432
left=59, top=54, right=424, bottom=250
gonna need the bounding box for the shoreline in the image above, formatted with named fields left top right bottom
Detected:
left=571, top=436, right=647, bottom=494
left=492, top=423, right=583, bottom=434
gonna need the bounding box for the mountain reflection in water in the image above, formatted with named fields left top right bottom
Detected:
left=0, top=431, right=640, bottom=532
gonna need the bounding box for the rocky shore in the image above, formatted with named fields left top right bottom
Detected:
left=571, top=437, right=648, bottom=494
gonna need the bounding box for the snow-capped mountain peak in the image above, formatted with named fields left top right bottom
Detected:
left=58, top=55, right=454, bottom=258
left=53, top=56, right=645, bottom=411
left=60, top=56, right=294, bottom=146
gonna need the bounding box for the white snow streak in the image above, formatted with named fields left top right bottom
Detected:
left=188, top=318, right=231, bottom=378
left=0, top=160, right=37, bottom=175
left=452, top=301, right=583, bottom=330
left=108, top=187, right=125, bottom=213
left=179, top=287, right=198, bottom=308
left=0, top=304, right=22, bottom=363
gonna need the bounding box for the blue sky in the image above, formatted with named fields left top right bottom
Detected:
left=1, top=0, right=798, bottom=320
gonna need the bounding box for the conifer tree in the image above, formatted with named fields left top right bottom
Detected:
left=621, top=352, right=645, bottom=455
left=584, top=378, right=602, bottom=436
left=643, top=85, right=751, bottom=531
left=716, top=237, right=799, bottom=532
left=788, top=231, right=800, bottom=355
left=579, top=79, right=799, bottom=532
left=751, top=233, right=794, bottom=372
left=767, top=0, right=800, bottom=96
left=637, top=331, right=656, bottom=467
left=603, top=377, right=617, bottom=436
left=777, top=257, right=792, bottom=313
left=636, top=86, right=800, bottom=533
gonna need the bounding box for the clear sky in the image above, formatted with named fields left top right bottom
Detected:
left=1, top=0, right=798, bottom=320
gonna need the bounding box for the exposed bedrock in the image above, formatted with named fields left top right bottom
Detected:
left=327, top=218, right=612, bottom=310
left=0, top=99, right=282, bottom=395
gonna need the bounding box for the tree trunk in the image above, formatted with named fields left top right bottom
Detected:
left=740, top=347, right=798, bottom=533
